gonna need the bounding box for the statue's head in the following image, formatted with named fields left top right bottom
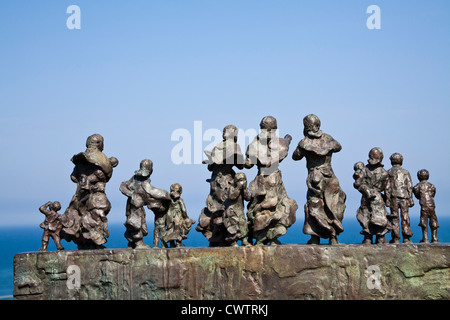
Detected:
left=223, top=125, right=238, bottom=142
left=368, top=147, right=384, bottom=166
left=170, top=183, right=182, bottom=199
left=303, top=114, right=321, bottom=131
left=51, top=201, right=61, bottom=212
left=259, top=116, right=277, bottom=142
left=260, top=116, right=277, bottom=130
left=136, top=159, right=153, bottom=177
left=109, top=157, right=119, bottom=168
left=389, top=153, right=403, bottom=166
left=303, top=114, right=322, bottom=138
left=354, top=161, right=365, bottom=171
left=417, top=169, right=429, bottom=181
left=86, top=134, right=104, bottom=151
left=235, top=172, right=247, bottom=188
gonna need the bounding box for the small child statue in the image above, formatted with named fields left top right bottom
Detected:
left=161, top=183, right=195, bottom=248
left=353, top=162, right=371, bottom=197
left=413, top=169, right=439, bottom=243
left=385, top=153, right=414, bottom=244
left=38, top=201, right=64, bottom=252
left=223, top=172, right=251, bottom=246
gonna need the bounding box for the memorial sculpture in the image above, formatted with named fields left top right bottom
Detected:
left=38, top=201, right=64, bottom=252
left=223, top=172, right=251, bottom=246
left=196, top=125, right=245, bottom=246
left=33, top=120, right=444, bottom=252
left=292, top=114, right=346, bottom=245
left=245, top=116, right=298, bottom=246
left=413, top=169, right=439, bottom=243
left=161, top=183, right=195, bottom=248
left=354, top=148, right=391, bottom=244
left=120, top=159, right=171, bottom=249
left=385, top=153, right=414, bottom=244
left=60, top=134, right=119, bottom=250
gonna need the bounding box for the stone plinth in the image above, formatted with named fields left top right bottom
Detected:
left=14, top=244, right=450, bottom=300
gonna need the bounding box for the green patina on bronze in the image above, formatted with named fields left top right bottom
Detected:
left=14, top=244, right=450, bottom=300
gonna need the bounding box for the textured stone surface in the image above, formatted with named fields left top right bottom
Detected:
left=14, top=244, right=450, bottom=300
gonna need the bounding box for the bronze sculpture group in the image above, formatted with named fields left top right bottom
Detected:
left=38, top=115, right=440, bottom=251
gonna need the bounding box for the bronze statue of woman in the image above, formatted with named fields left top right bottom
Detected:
left=244, top=116, right=298, bottom=245
left=61, top=134, right=118, bottom=249
left=196, top=125, right=245, bottom=246
left=292, top=114, right=346, bottom=245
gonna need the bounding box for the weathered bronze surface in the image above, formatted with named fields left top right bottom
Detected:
left=14, top=244, right=450, bottom=300
left=245, top=116, right=298, bottom=245
left=222, top=173, right=251, bottom=246
left=354, top=147, right=391, bottom=244
left=120, top=159, right=171, bottom=249
left=34, top=119, right=443, bottom=252
left=161, top=183, right=195, bottom=248
left=60, top=134, right=118, bottom=250
left=292, top=114, right=346, bottom=245
left=386, top=153, right=414, bottom=243
left=38, top=201, right=64, bottom=252
left=413, top=169, right=439, bottom=243
left=196, top=125, right=246, bottom=246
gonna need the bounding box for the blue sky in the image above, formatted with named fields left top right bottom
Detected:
left=0, top=0, right=449, bottom=227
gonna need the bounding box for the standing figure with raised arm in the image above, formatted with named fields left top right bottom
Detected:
left=196, top=125, right=245, bottom=246
left=39, top=201, right=64, bottom=252
left=245, top=116, right=298, bottom=246
left=413, top=169, right=439, bottom=243
left=385, top=153, right=414, bottom=244
left=292, top=114, right=346, bottom=245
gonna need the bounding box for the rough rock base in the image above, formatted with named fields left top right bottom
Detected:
left=14, top=244, right=450, bottom=300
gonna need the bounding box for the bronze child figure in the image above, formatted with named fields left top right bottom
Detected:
left=161, top=183, right=195, bottom=248
left=385, top=153, right=414, bottom=244
left=353, top=162, right=368, bottom=191
left=223, top=172, right=251, bottom=246
left=413, top=169, right=439, bottom=243
left=39, top=201, right=64, bottom=252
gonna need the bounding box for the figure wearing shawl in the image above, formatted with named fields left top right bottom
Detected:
left=196, top=125, right=245, bottom=246
left=245, top=116, right=298, bottom=246
left=61, top=134, right=118, bottom=249
left=293, top=114, right=346, bottom=245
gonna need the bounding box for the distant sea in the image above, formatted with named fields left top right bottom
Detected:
left=1, top=216, right=449, bottom=299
